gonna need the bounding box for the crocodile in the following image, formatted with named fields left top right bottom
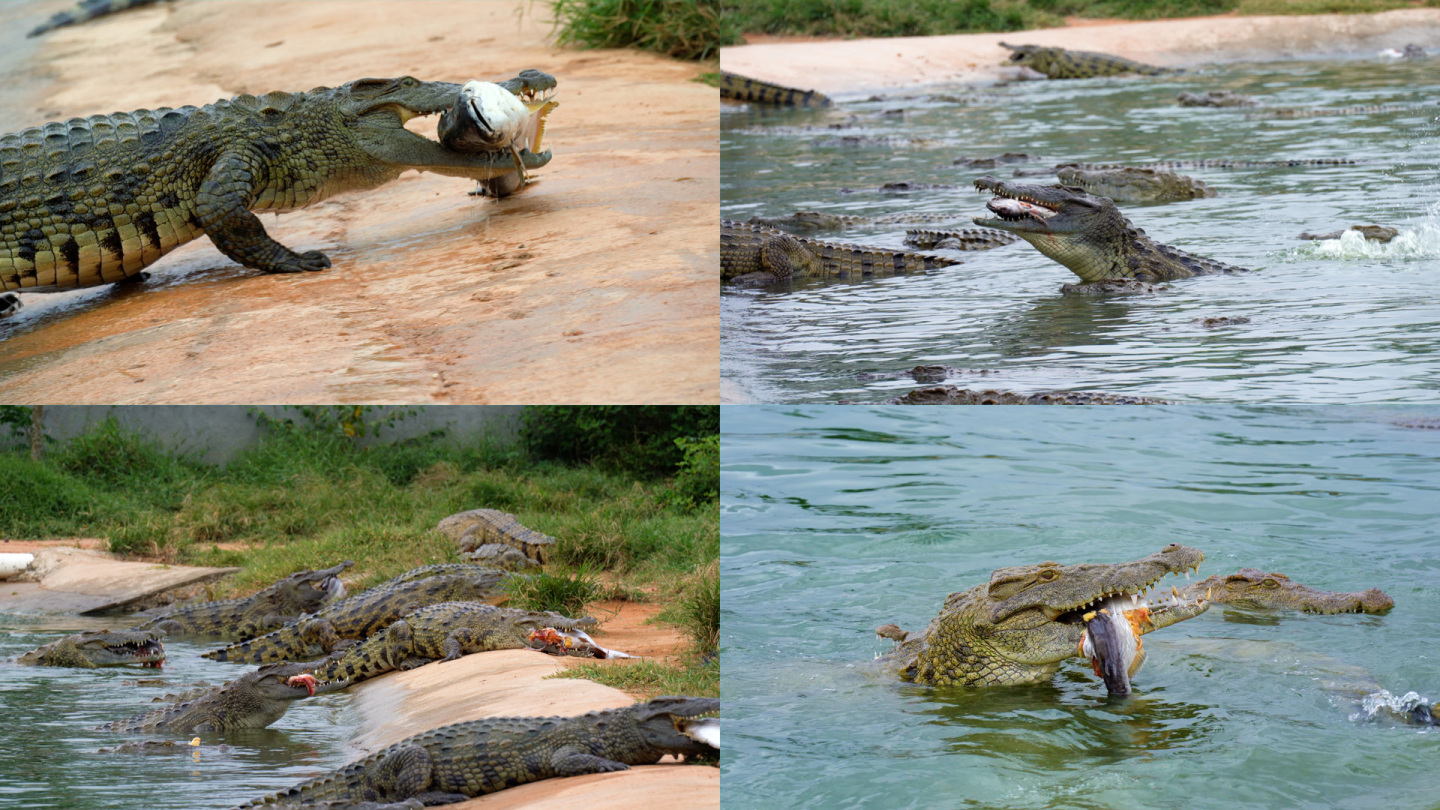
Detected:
left=437, top=76, right=558, bottom=196
left=1010, top=159, right=1357, bottom=177
left=721, top=220, right=958, bottom=284
left=203, top=569, right=509, bottom=664
left=96, top=659, right=328, bottom=733
left=435, top=509, right=555, bottom=570
left=15, top=628, right=165, bottom=668
left=972, top=176, right=1247, bottom=288
left=720, top=72, right=832, bottom=107
left=1298, top=224, right=1399, bottom=243
left=26, top=0, right=169, bottom=37
left=1178, top=91, right=1432, bottom=118
left=999, top=42, right=1175, bottom=79
left=229, top=696, right=718, bottom=808
left=747, top=211, right=970, bottom=233
left=1180, top=569, right=1393, bottom=614
left=298, top=601, right=598, bottom=692
left=130, top=561, right=351, bottom=640
left=1054, top=166, right=1216, bottom=203
left=0, top=71, right=554, bottom=319
left=877, top=544, right=1208, bottom=686
left=886, top=386, right=1172, bottom=405
left=1177, top=90, right=1258, bottom=108
left=902, top=228, right=1019, bottom=251
left=855, top=365, right=998, bottom=383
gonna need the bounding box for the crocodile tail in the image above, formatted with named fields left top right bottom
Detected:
left=27, top=0, right=167, bottom=37
left=720, top=72, right=833, bottom=108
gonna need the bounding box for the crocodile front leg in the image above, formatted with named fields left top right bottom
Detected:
left=550, top=745, right=633, bottom=775
left=194, top=153, right=332, bottom=273
left=1, top=292, right=20, bottom=319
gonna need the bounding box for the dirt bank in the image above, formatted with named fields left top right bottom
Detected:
left=720, top=9, right=1440, bottom=94
left=0, top=0, right=717, bottom=404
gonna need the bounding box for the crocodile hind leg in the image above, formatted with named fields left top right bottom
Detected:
left=364, top=745, right=468, bottom=805
left=1, top=293, right=20, bottom=318
left=194, top=154, right=332, bottom=273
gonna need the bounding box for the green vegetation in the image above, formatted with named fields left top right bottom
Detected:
left=551, top=0, right=720, bottom=61
left=721, top=0, right=1437, bottom=42
left=552, top=657, right=719, bottom=699
left=0, top=407, right=718, bottom=695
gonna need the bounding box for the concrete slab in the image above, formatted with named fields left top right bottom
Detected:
left=0, top=547, right=239, bottom=614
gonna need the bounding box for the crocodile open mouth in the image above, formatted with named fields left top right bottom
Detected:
left=677, top=715, right=719, bottom=749
left=1051, top=560, right=1207, bottom=625
left=971, top=177, right=1066, bottom=229
left=107, top=639, right=166, bottom=667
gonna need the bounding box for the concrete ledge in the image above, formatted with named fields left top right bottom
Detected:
left=0, top=547, right=238, bottom=614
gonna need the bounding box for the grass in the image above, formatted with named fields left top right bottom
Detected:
left=721, top=0, right=1440, bottom=42
left=552, top=656, right=719, bottom=699
left=506, top=566, right=604, bottom=615
left=551, top=0, right=720, bottom=61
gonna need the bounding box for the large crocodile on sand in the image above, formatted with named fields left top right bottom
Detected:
left=1055, top=166, right=1216, bottom=203
left=15, top=628, right=166, bottom=668
left=999, top=43, right=1175, bottom=79
left=436, top=509, right=554, bottom=570
left=878, top=544, right=1209, bottom=686
left=1, top=71, right=555, bottom=319
left=299, top=601, right=598, bottom=692
left=972, top=176, right=1247, bottom=290
left=131, top=561, right=351, bottom=640
left=95, top=659, right=331, bottom=733
left=229, top=696, right=718, bottom=808
left=203, top=568, right=509, bottom=664
left=720, top=72, right=832, bottom=107
left=722, top=220, right=958, bottom=284
left=27, top=0, right=169, bottom=37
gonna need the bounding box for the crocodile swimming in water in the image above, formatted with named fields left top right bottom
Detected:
left=0, top=71, right=555, bottom=320
left=203, top=568, right=509, bottom=664
left=130, top=562, right=351, bottom=640
left=747, top=211, right=972, bottom=233
left=96, top=659, right=331, bottom=733
left=1055, top=166, right=1216, bottom=203
left=229, top=696, right=718, bottom=808
left=886, top=387, right=1173, bottom=405
left=15, top=628, right=166, bottom=668
left=1180, top=569, right=1393, bottom=614
left=972, top=176, right=1247, bottom=290
left=902, top=229, right=1020, bottom=251
left=435, top=509, right=554, bottom=570
left=1177, top=90, right=1433, bottom=118
left=298, top=601, right=599, bottom=692
left=26, top=0, right=170, bottom=37
left=1011, top=158, right=1357, bottom=178
left=999, top=42, right=1176, bottom=79
left=722, top=220, right=958, bottom=284
left=720, top=72, right=832, bottom=107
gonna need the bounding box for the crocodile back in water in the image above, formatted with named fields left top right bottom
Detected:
left=722, top=220, right=958, bottom=282
left=720, top=72, right=832, bottom=107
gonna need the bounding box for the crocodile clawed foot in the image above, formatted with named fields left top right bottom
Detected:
left=0, top=293, right=21, bottom=318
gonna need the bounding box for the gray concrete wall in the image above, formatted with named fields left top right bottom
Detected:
left=3, top=406, right=523, bottom=465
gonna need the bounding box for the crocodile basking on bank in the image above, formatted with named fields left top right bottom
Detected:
left=203, top=567, right=509, bottom=664
left=298, top=601, right=599, bottom=691
left=1055, top=166, right=1216, bottom=203
left=972, top=176, right=1247, bottom=290
left=436, top=509, right=554, bottom=570
left=722, top=220, right=958, bottom=284
left=96, top=659, right=331, bottom=733
left=999, top=43, right=1176, bottom=79
left=14, top=628, right=166, bottom=668
left=26, top=0, right=170, bottom=37
left=229, top=696, right=718, bottom=808
left=720, top=72, right=832, bottom=108
left=131, top=561, right=351, bottom=640
left=1, top=71, right=555, bottom=320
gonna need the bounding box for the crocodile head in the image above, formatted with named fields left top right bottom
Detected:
left=998, top=42, right=1064, bottom=75
left=1198, top=569, right=1394, bottom=614
left=630, top=696, right=720, bottom=757
left=250, top=662, right=318, bottom=698
left=1055, top=166, right=1215, bottom=203
left=334, top=71, right=555, bottom=181
left=889, top=544, right=1210, bottom=686
left=972, top=176, right=1131, bottom=283
left=16, top=629, right=166, bottom=668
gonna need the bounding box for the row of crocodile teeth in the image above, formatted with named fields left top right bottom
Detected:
left=1069, top=564, right=1205, bottom=613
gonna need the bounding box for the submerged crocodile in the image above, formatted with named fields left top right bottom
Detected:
left=1298, top=224, right=1399, bottom=243
left=720, top=72, right=832, bottom=107
left=722, top=220, right=958, bottom=284
left=26, top=0, right=169, bottom=37
left=96, top=659, right=328, bottom=733
left=131, top=561, right=351, bottom=640
left=300, top=601, right=598, bottom=691
left=1181, top=569, right=1393, bottom=614
left=886, top=387, right=1172, bottom=405
left=230, top=697, right=718, bottom=808
left=1011, top=158, right=1356, bottom=177
left=0, top=71, right=554, bottom=320
left=999, top=42, right=1175, bottom=79
left=435, top=509, right=554, bottom=570
left=877, top=544, right=1209, bottom=686
left=15, top=628, right=165, bottom=668
left=1178, top=91, right=1431, bottom=118
left=1055, top=166, right=1216, bottom=203
left=902, top=228, right=1019, bottom=251
left=972, top=176, right=1247, bottom=289
left=747, top=211, right=970, bottom=233
left=203, top=568, right=508, bottom=664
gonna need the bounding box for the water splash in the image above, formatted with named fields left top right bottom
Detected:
left=1292, top=223, right=1440, bottom=261
left=1350, top=689, right=1433, bottom=723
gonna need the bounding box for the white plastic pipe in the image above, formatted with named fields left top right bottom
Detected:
left=0, top=553, right=34, bottom=580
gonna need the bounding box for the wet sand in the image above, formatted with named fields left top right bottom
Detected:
left=0, top=0, right=717, bottom=403
left=720, top=8, right=1440, bottom=94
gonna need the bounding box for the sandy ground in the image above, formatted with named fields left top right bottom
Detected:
left=720, top=8, right=1440, bottom=94
left=0, top=0, right=717, bottom=404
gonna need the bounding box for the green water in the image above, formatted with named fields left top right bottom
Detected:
left=720, top=406, right=1440, bottom=809
left=721, top=59, right=1440, bottom=404
left=0, top=617, right=355, bottom=809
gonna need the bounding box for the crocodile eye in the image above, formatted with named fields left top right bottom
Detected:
left=1262, top=579, right=1279, bottom=588
left=1037, top=570, right=1059, bottom=582
left=402, top=77, right=419, bottom=87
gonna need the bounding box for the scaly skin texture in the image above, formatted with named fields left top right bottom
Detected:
left=131, top=561, right=351, bottom=640
left=1000, top=43, right=1175, bottom=79
left=96, top=659, right=327, bottom=733
left=879, top=544, right=1208, bottom=686
left=1055, top=167, right=1216, bottom=203
left=436, top=509, right=554, bottom=569
left=887, top=386, right=1171, bottom=405
left=1177, top=90, right=1259, bottom=108
left=722, top=220, right=957, bottom=283
left=1013, top=159, right=1357, bottom=178
left=230, top=697, right=718, bottom=808
left=1183, top=569, right=1394, bottom=614
left=720, top=72, right=832, bottom=107
left=1178, top=91, right=1431, bottom=117
left=304, top=601, right=597, bottom=691
left=747, top=211, right=969, bottom=232
left=0, top=72, right=553, bottom=317
left=972, top=176, right=1246, bottom=286
left=203, top=569, right=508, bottom=664
left=902, top=228, right=1019, bottom=251
left=26, top=0, right=168, bottom=37
left=15, top=629, right=165, bottom=668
